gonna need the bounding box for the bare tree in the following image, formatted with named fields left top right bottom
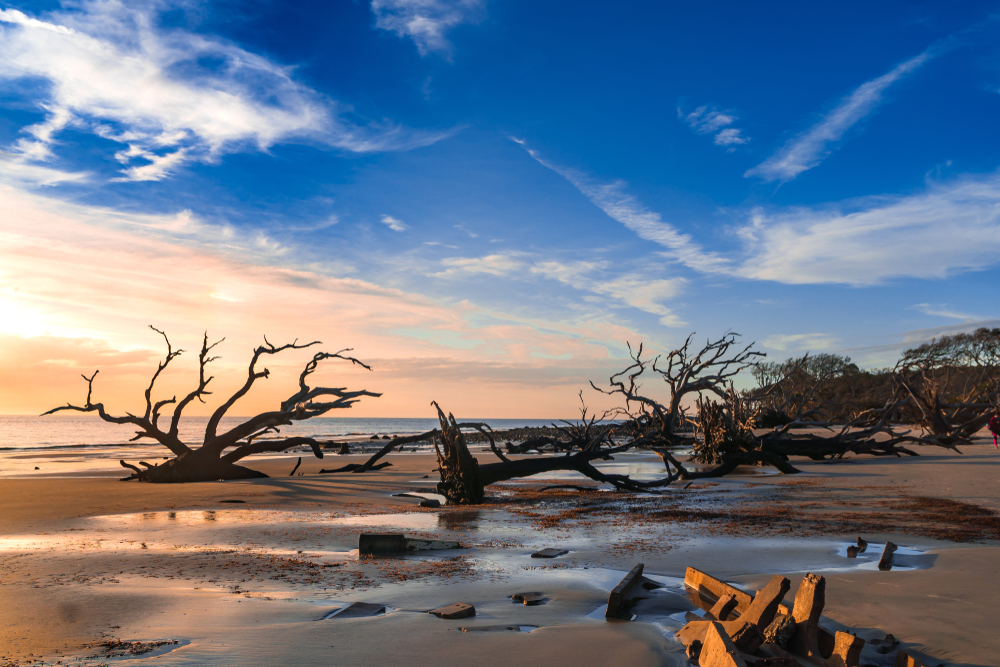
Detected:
left=893, top=327, right=1000, bottom=446
left=591, top=332, right=764, bottom=449
left=44, top=326, right=379, bottom=482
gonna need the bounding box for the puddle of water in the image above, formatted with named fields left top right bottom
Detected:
left=833, top=543, right=931, bottom=571
left=330, top=513, right=440, bottom=530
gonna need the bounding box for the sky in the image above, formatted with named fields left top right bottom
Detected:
left=2, top=0, right=1000, bottom=419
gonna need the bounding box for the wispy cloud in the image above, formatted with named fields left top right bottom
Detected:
left=531, top=260, right=686, bottom=327
left=434, top=253, right=524, bottom=277
left=746, top=51, right=932, bottom=182
left=511, top=138, right=731, bottom=274
left=679, top=105, right=749, bottom=149
left=371, top=0, right=484, bottom=57
left=0, top=1, right=448, bottom=182
left=909, top=303, right=979, bottom=322
left=453, top=223, right=478, bottom=238
left=761, top=333, right=840, bottom=352
left=734, top=172, right=1000, bottom=285
left=432, top=252, right=686, bottom=327
left=0, top=150, right=88, bottom=185
left=381, top=215, right=409, bottom=231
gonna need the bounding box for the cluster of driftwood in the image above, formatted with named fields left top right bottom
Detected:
left=44, top=327, right=999, bottom=503
left=674, top=566, right=930, bottom=667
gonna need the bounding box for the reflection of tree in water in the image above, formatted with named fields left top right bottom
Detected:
left=438, top=510, right=480, bottom=530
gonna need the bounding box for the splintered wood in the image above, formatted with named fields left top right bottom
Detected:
left=678, top=567, right=925, bottom=667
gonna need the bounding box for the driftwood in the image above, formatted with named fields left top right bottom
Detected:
left=44, top=326, right=379, bottom=482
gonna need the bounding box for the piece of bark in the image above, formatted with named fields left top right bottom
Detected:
left=429, top=603, right=475, bottom=619
left=606, top=563, right=644, bottom=619
left=700, top=621, right=749, bottom=667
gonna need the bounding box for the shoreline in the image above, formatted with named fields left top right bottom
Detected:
left=1, top=444, right=998, bottom=666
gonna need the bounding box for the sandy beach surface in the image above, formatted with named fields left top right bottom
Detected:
left=1, top=441, right=998, bottom=667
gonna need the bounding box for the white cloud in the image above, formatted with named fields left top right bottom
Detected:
left=516, top=138, right=1000, bottom=287
left=513, top=139, right=731, bottom=274
left=761, top=333, right=840, bottom=352
left=746, top=51, right=931, bottom=182
left=0, top=151, right=88, bottom=185
left=530, top=260, right=687, bottom=327
left=733, top=173, right=1000, bottom=285
left=714, top=127, right=748, bottom=147
left=371, top=0, right=484, bottom=56
left=680, top=105, right=749, bottom=149
left=0, top=1, right=447, bottom=181
left=909, top=303, right=978, bottom=322
left=435, top=253, right=524, bottom=276
left=381, top=214, right=408, bottom=231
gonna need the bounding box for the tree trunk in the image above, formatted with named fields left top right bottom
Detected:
left=123, top=449, right=268, bottom=483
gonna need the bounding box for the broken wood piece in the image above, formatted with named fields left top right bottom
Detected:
left=893, top=649, right=931, bottom=667
left=531, top=548, right=568, bottom=558
left=359, top=533, right=406, bottom=554
left=825, top=631, right=864, bottom=667
left=429, top=603, right=476, bottom=619
left=606, top=563, right=645, bottom=619
left=419, top=499, right=441, bottom=508
left=700, top=621, right=749, bottom=667
left=856, top=536, right=868, bottom=553
left=709, top=593, right=739, bottom=621
left=878, top=542, right=898, bottom=570
left=678, top=575, right=789, bottom=654
left=685, top=567, right=755, bottom=614
left=511, top=592, right=546, bottom=606
left=788, top=573, right=825, bottom=660
left=845, top=546, right=859, bottom=558
left=328, top=602, right=385, bottom=619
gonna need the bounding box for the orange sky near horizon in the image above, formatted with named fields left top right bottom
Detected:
left=0, top=184, right=671, bottom=419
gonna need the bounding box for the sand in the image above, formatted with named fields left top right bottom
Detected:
left=1, top=443, right=998, bottom=666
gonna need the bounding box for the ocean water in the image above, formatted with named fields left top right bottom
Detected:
left=0, top=415, right=575, bottom=451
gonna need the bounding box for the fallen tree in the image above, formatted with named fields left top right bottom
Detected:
left=44, top=326, right=379, bottom=482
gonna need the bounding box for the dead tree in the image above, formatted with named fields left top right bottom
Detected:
left=591, top=332, right=764, bottom=450
left=43, top=326, right=379, bottom=482
left=892, top=327, right=1000, bottom=446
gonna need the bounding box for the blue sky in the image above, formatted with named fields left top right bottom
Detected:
left=1, top=0, right=1000, bottom=416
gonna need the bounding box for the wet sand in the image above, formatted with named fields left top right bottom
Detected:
left=1, top=444, right=998, bottom=666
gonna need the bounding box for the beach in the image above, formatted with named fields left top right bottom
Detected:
left=1, top=441, right=998, bottom=666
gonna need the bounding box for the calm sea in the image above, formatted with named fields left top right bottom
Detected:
left=0, top=415, right=573, bottom=451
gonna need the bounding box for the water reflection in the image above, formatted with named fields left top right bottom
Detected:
left=438, top=510, right=481, bottom=530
